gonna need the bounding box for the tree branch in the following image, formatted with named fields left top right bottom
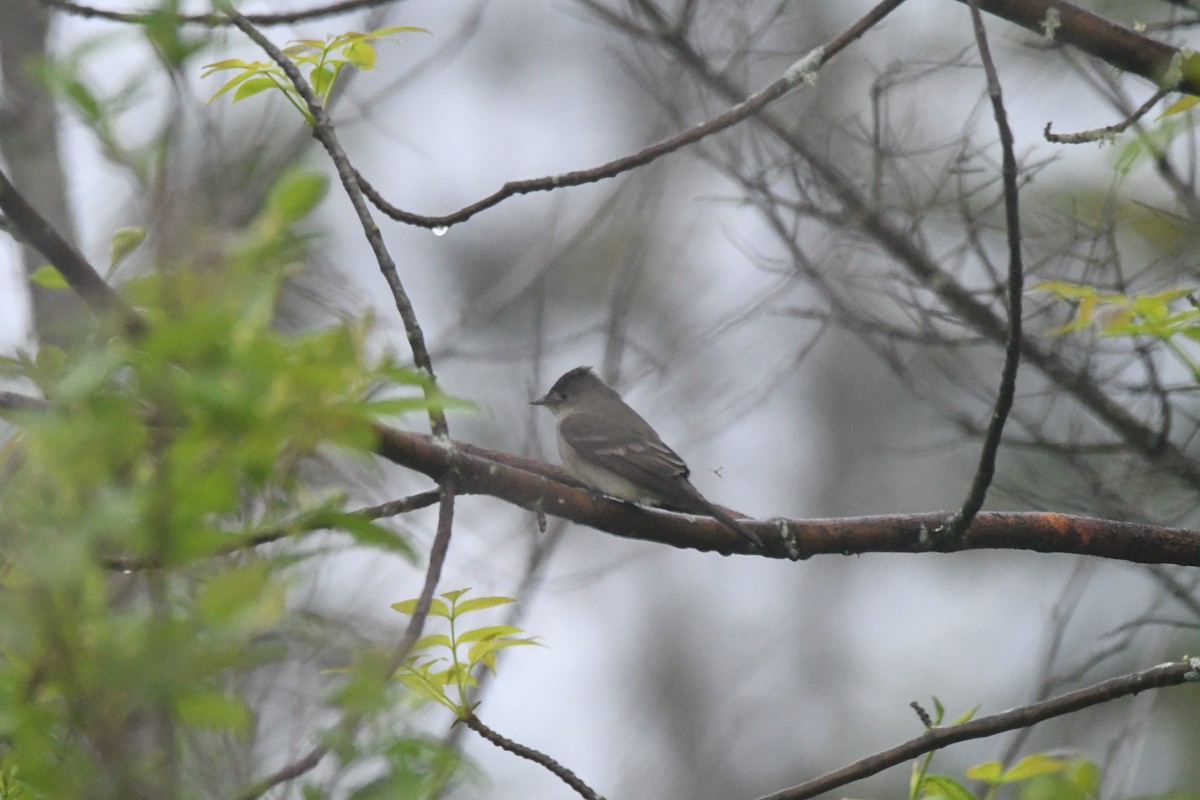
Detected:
left=464, top=714, right=605, bottom=800
left=223, top=7, right=450, bottom=440
left=764, top=659, right=1200, bottom=800
left=0, top=166, right=142, bottom=333
left=358, top=0, right=908, bottom=230
left=38, top=0, right=400, bottom=26
left=948, top=0, right=1024, bottom=534
left=962, top=0, right=1199, bottom=94
left=629, top=9, right=1200, bottom=499
left=373, top=425, right=1200, bottom=565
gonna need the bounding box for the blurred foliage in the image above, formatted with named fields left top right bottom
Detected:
left=911, top=747, right=1200, bottom=800
left=0, top=167, right=464, bottom=798
left=1032, top=281, right=1200, bottom=382
left=32, top=2, right=214, bottom=184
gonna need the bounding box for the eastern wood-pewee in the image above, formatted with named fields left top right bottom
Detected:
left=531, top=366, right=762, bottom=546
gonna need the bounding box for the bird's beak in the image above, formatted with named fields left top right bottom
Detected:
left=530, top=395, right=548, bottom=406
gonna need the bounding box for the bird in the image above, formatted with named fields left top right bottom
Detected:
left=531, top=366, right=762, bottom=546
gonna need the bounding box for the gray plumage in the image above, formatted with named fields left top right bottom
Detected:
left=532, top=366, right=762, bottom=546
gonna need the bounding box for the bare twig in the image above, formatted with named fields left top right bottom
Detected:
left=629, top=6, right=1200, bottom=496
left=464, top=714, right=605, bottom=800
left=223, top=7, right=449, bottom=439
left=38, top=0, right=399, bottom=26
left=0, top=392, right=49, bottom=412
left=359, top=0, right=909, bottom=230
left=948, top=0, right=1024, bottom=535
left=1045, top=88, right=1169, bottom=143
left=218, top=13, right=463, bottom=796
left=359, top=489, right=442, bottom=519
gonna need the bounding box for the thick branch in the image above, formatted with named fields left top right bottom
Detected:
left=374, top=425, right=1200, bottom=565
left=965, top=0, right=1198, bottom=94
left=6, top=387, right=1199, bottom=563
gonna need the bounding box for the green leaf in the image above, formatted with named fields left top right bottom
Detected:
left=32, top=345, right=68, bottom=387
left=233, top=76, right=281, bottom=102
left=965, top=761, right=1004, bottom=784
left=453, top=596, right=516, bottom=615
left=176, top=690, right=252, bottom=733
left=140, top=6, right=209, bottom=67
left=392, top=598, right=451, bottom=618
left=263, top=169, right=329, bottom=225
left=205, top=69, right=265, bottom=103
left=327, top=511, right=414, bottom=560
left=108, top=226, right=146, bottom=273
left=28, top=265, right=70, bottom=290
left=196, top=563, right=285, bottom=633
left=411, top=634, right=453, bottom=652
left=342, top=40, right=377, bottom=70
left=950, top=703, right=980, bottom=725
left=64, top=79, right=102, bottom=124
left=930, top=696, right=945, bottom=725
left=1061, top=757, right=1100, bottom=795
left=916, top=774, right=974, bottom=800
left=466, top=637, right=540, bottom=669
left=396, top=672, right=457, bottom=712
left=53, top=346, right=126, bottom=402
left=457, top=625, right=523, bottom=643
left=372, top=26, right=430, bottom=38
left=440, top=588, right=472, bottom=604
left=311, top=64, right=337, bottom=99
left=1000, top=753, right=1068, bottom=782
left=200, top=58, right=260, bottom=76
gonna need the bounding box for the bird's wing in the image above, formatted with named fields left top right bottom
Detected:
left=558, top=407, right=704, bottom=508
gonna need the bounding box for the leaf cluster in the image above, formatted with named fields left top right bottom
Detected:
left=914, top=751, right=1098, bottom=800
left=1032, top=281, right=1200, bottom=382
left=392, top=589, right=542, bottom=718
left=202, top=26, right=426, bottom=123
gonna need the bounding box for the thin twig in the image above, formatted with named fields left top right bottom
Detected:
left=359, top=0, right=910, bottom=230
left=947, top=0, right=1024, bottom=535
left=219, top=11, right=462, bottom=797
left=38, top=0, right=397, bottom=26
left=632, top=3, right=1200, bottom=494
left=223, top=7, right=449, bottom=439
left=1045, top=88, right=1169, bottom=144
left=359, top=489, right=442, bottom=518
left=464, top=714, right=605, bottom=800
left=761, top=660, right=1200, bottom=800
left=392, top=480, right=457, bottom=661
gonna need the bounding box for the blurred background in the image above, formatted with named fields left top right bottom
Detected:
left=2, top=0, right=1199, bottom=797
